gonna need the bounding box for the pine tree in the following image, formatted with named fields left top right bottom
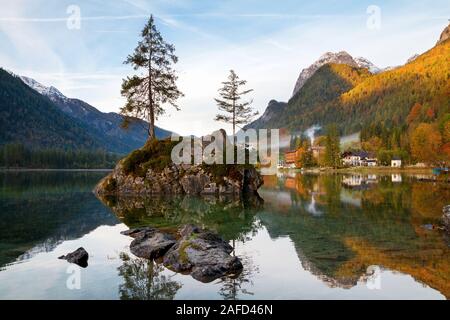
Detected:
left=214, top=70, right=258, bottom=136
left=120, top=15, right=183, bottom=141
left=300, top=138, right=315, bottom=168
left=325, top=124, right=341, bottom=168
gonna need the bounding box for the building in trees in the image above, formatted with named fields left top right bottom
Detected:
left=391, top=157, right=402, bottom=168
left=341, top=151, right=378, bottom=167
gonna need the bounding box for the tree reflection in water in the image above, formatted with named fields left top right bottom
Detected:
left=118, top=252, right=182, bottom=300
left=218, top=253, right=259, bottom=300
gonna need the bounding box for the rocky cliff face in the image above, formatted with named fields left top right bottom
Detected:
left=95, top=161, right=263, bottom=196
left=243, top=100, right=287, bottom=130
left=354, top=57, right=381, bottom=74
left=437, top=23, right=450, bottom=45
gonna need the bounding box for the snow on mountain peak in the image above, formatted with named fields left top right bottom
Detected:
left=354, top=57, right=381, bottom=74
left=291, top=52, right=379, bottom=97
left=19, top=75, right=68, bottom=101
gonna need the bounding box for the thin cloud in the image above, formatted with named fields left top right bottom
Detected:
left=1, top=12, right=446, bottom=24
left=264, top=39, right=292, bottom=52
left=0, top=15, right=149, bottom=22
left=14, top=71, right=126, bottom=81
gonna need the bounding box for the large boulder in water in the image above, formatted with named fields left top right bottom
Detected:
left=59, top=247, right=89, bottom=268
left=123, top=227, right=177, bottom=260
left=163, top=224, right=243, bottom=283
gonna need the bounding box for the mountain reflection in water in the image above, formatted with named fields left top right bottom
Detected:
left=0, top=171, right=448, bottom=299
left=258, top=173, right=450, bottom=296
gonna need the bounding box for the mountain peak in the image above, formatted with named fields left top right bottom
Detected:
left=354, top=57, right=381, bottom=74
left=19, top=75, right=67, bottom=101
left=9, top=70, right=172, bottom=152
left=291, top=51, right=379, bottom=97
left=47, top=85, right=65, bottom=97
left=437, top=23, right=450, bottom=45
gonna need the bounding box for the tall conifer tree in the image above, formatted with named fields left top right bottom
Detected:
left=120, top=15, right=183, bottom=141
left=214, top=70, right=258, bottom=136
left=325, top=124, right=341, bottom=168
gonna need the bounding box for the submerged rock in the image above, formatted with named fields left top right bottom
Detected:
left=163, top=224, right=243, bottom=283
left=58, top=247, right=89, bottom=268
left=125, top=227, right=177, bottom=260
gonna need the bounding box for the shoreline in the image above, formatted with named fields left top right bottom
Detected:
left=0, top=166, right=445, bottom=179
left=328, top=167, right=434, bottom=174
left=280, top=166, right=436, bottom=175
left=278, top=166, right=450, bottom=182
left=0, top=168, right=113, bottom=172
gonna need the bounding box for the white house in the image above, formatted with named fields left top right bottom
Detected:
left=391, top=157, right=402, bottom=168
left=342, top=151, right=378, bottom=167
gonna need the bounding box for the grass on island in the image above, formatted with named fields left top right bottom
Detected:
left=120, top=138, right=254, bottom=185
left=122, top=139, right=179, bottom=176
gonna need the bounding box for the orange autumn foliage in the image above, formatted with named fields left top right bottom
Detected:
left=407, top=103, right=422, bottom=124
left=441, top=142, right=450, bottom=159
left=410, top=123, right=442, bottom=163
left=444, top=120, right=450, bottom=142
left=426, top=107, right=435, bottom=119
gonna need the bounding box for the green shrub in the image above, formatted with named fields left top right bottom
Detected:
left=121, top=139, right=178, bottom=176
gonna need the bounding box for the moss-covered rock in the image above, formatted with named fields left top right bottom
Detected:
left=94, top=138, right=263, bottom=196
left=162, top=224, right=243, bottom=283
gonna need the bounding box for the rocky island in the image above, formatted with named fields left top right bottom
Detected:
left=94, top=134, right=263, bottom=282
left=95, top=136, right=263, bottom=197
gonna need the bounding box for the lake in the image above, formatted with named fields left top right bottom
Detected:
left=0, top=170, right=448, bottom=300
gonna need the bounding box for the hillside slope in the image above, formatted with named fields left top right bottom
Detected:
left=247, top=36, right=449, bottom=137
left=326, top=38, right=450, bottom=135
left=19, top=75, right=171, bottom=153
left=0, top=69, right=104, bottom=150
left=245, top=63, right=372, bottom=131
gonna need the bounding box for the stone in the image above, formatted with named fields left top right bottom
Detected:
left=163, top=225, right=243, bottom=283
left=59, top=247, right=89, bottom=268
left=242, top=168, right=264, bottom=195
left=94, top=159, right=263, bottom=197
left=126, top=228, right=177, bottom=260
left=180, top=173, right=211, bottom=195
left=179, top=224, right=202, bottom=238
left=120, top=226, right=156, bottom=238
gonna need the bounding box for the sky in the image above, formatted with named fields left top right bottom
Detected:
left=0, top=0, right=449, bottom=136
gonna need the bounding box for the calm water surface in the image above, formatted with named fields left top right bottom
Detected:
left=0, top=171, right=448, bottom=299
